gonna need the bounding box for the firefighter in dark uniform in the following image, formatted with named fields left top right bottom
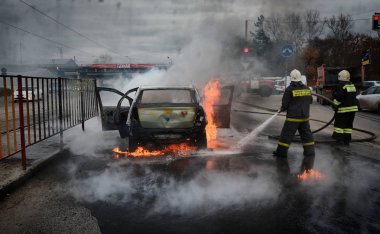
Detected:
left=332, top=70, right=358, bottom=145
left=273, top=69, right=315, bottom=158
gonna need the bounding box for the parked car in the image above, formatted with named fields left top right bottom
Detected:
left=13, top=87, right=43, bottom=101
left=356, top=86, right=380, bottom=113
left=362, top=80, right=380, bottom=90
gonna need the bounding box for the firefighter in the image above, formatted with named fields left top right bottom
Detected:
left=273, top=69, right=315, bottom=158
left=332, top=70, right=358, bottom=145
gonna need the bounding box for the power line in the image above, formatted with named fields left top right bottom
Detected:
left=352, top=9, right=380, bottom=16
left=19, top=0, right=124, bottom=57
left=0, top=19, right=97, bottom=57
left=261, top=17, right=372, bottom=24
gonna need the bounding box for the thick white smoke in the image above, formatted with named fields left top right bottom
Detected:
left=68, top=159, right=281, bottom=215
left=103, top=16, right=242, bottom=93
left=64, top=118, right=119, bottom=157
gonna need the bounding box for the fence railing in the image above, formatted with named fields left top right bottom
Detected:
left=0, top=75, right=98, bottom=169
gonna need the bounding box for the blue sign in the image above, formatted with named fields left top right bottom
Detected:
left=282, top=44, right=294, bottom=58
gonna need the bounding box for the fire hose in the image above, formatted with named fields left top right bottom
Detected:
left=234, top=93, right=376, bottom=143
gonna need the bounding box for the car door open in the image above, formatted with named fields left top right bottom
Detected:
left=96, top=87, right=137, bottom=137
left=213, top=85, right=235, bottom=128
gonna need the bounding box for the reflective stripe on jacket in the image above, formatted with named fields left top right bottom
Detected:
left=333, top=82, right=358, bottom=113
left=281, top=81, right=312, bottom=119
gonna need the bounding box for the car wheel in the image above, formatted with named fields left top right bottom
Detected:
left=196, top=131, right=207, bottom=150
left=128, top=136, right=137, bottom=152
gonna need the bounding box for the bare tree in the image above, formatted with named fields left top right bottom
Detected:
left=264, top=15, right=284, bottom=42
left=326, top=14, right=353, bottom=41
left=304, top=9, right=325, bottom=41
left=284, top=13, right=305, bottom=54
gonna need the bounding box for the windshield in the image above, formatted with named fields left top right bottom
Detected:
left=139, top=89, right=195, bottom=104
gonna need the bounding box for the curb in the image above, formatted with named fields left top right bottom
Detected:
left=0, top=149, right=67, bottom=198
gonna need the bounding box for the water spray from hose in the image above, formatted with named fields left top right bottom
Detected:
left=236, top=112, right=279, bottom=149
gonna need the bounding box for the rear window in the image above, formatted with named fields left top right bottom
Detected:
left=139, top=89, right=194, bottom=104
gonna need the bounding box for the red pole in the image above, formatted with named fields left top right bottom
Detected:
left=17, top=75, right=26, bottom=169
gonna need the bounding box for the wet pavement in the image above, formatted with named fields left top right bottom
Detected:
left=63, top=138, right=379, bottom=234
left=1, top=93, right=380, bottom=233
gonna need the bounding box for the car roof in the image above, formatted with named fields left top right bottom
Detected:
left=139, top=85, right=195, bottom=91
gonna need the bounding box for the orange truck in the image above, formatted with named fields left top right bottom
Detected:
left=315, top=64, right=364, bottom=105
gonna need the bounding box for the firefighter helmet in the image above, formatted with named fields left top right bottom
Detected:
left=290, top=69, right=302, bottom=82
left=338, top=70, right=350, bottom=81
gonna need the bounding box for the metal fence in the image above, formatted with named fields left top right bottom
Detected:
left=0, top=75, right=98, bottom=169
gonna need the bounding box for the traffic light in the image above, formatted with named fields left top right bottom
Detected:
left=373, top=13, right=380, bottom=30
left=244, top=47, right=249, bottom=54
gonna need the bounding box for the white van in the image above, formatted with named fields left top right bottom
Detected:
left=275, top=75, right=307, bottom=93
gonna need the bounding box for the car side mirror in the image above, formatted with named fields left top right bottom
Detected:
left=361, top=91, right=367, bottom=95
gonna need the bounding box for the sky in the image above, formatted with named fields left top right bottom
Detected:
left=0, top=0, right=379, bottom=65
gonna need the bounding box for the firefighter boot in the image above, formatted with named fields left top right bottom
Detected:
left=273, top=145, right=288, bottom=158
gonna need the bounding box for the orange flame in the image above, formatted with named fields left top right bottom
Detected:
left=203, top=80, right=221, bottom=148
left=112, top=143, right=197, bottom=158
left=297, top=169, right=325, bottom=181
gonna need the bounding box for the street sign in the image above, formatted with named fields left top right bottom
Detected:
left=241, top=61, right=250, bottom=70
left=361, top=49, right=371, bottom=65
left=240, top=57, right=254, bottom=71
left=282, top=44, right=294, bottom=58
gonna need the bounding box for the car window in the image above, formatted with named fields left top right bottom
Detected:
left=140, top=89, right=194, bottom=104
left=367, top=86, right=377, bottom=94
left=20, top=87, right=34, bottom=91
left=375, top=87, right=380, bottom=94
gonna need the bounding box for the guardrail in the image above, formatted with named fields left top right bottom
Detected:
left=0, top=75, right=98, bottom=169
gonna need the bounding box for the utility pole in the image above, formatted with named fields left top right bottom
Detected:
left=245, top=20, right=248, bottom=42
left=19, top=41, right=22, bottom=64
left=59, top=47, right=63, bottom=59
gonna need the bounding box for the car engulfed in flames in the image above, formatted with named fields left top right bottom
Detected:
left=96, top=81, right=234, bottom=157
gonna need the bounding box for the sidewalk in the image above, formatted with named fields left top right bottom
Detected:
left=0, top=117, right=118, bottom=197
left=0, top=134, right=63, bottom=197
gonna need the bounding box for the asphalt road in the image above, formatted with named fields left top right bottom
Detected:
left=0, top=93, right=380, bottom=234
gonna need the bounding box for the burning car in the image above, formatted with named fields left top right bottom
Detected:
left=96, top=83, right=234, bottom=153
left=97, top=86, right=205, bottom=152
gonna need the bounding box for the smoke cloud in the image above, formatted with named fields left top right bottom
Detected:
left=67, top=157, right=281, bottom=215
